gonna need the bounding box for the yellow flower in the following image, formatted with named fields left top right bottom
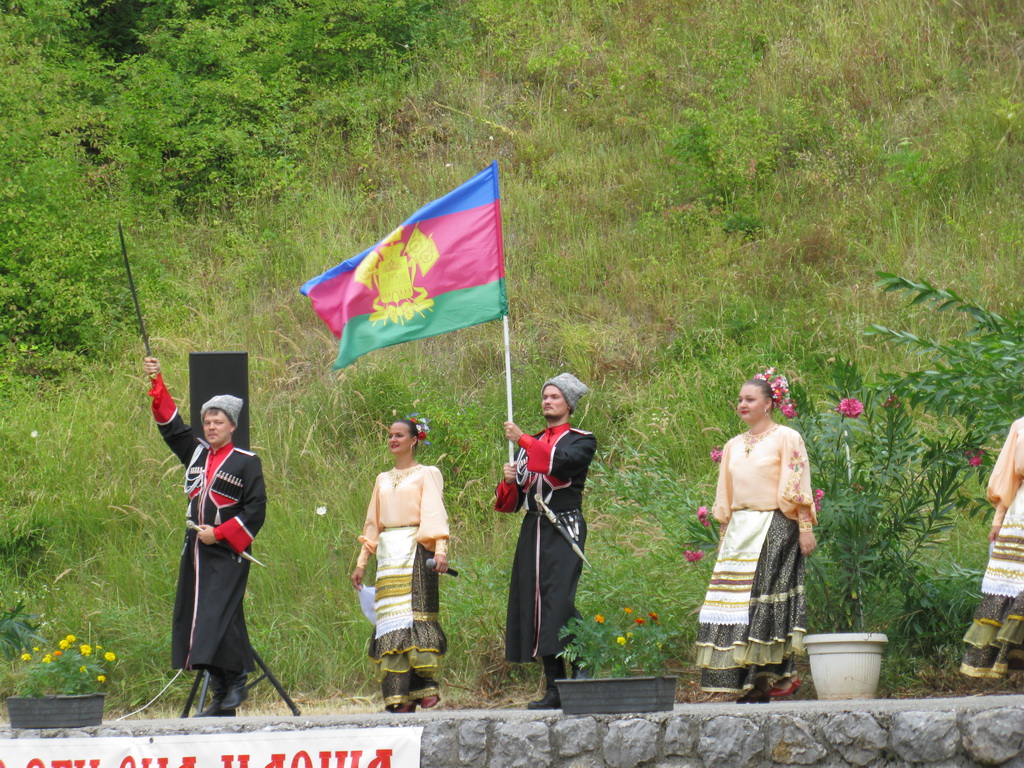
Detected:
left=65, top=634, right=76, bottom=643
left=58, top=640, right=70, bottom=650
left=80, top=665, right=88, bottom=673
left=97, top=675, right=106, bottom=683
left=43, top=655, right=53, bottom=663
left=627, top=632, right=634, bottom=639
left=80, top=644, right=92, bottom=656
left=616, top=636, right=626, bottom=645
left=20, top=653, right=32, bottom=661
left=32, top=646, right=40, bottom=652
left=104, top=651, right=116, bottom=662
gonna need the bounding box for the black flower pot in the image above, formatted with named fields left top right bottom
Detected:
left=6, top=694, right=105, bottom=728
left=556, top=676, right=676, bottom=714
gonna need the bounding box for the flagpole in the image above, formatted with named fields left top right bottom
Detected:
left=503, top=314, right=514, bottom=463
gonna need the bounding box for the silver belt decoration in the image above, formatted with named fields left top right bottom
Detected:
left=534, top=494, right=591, bottom=568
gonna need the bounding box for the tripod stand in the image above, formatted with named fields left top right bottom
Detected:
left=181, top=647, right=301, bottom=717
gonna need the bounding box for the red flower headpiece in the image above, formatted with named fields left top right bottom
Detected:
left=753, top=367, right=797, bottom=419
left=405, top=414, right=431, bottom=445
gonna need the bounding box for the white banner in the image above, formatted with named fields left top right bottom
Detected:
left=0, top=727, right=421, bottom=768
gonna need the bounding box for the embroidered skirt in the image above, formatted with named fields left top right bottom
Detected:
left=696, top=510, right=806, bottom=693
left=961, top=488, right=1024, bottom=678
left=369, top=527, right=447, bottom=706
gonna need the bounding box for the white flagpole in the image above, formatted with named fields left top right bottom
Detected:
left=503, top=314, right=515, bottom=463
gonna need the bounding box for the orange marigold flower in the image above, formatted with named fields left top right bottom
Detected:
left=634, top=617, right=646, bottom=625
left=595, top=614, right=605, bottom=623
left=53, top=650, right=63, bottom=657
left=623, top=607, right=633, bottom=614
left=649, top=612, right=659, bottom=621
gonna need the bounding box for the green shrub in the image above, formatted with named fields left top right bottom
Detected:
left=797, top=360, right=984, bottom=634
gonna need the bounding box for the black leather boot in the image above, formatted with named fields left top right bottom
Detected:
left=219, top=671, right=248, bottom=710
left=196, top=670, right=227, bottom=717
left=527, top=686, right=561, bottom=709
left=527, top=655, right=564, bottom=710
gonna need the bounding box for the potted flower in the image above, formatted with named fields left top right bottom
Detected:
left=6, top=633, right=118, bottom=728
left=556, top=608, right=676, bottom=714
left=793, top=360, right=982, bottom=698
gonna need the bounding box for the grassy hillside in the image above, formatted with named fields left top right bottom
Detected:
left=3, top=0, right=1024, bottom=711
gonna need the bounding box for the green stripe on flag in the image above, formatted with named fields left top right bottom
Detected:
left=333, top=280, right=508, bottom=369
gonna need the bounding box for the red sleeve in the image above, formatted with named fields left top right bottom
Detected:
left=495, top=481, right=521, bottom=513
left=214, top=517, right=255, bottom=554
left=148, top=374, right=178, bottom=425
left=519, top=433, right=555, bottom=475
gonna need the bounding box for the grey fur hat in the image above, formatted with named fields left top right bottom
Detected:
left=201, top=394, right=244, bottom=425
left=542, top=373, right=589, bottom=410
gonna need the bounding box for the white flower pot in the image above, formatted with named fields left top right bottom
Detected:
left=804, top=633, right=888, bottom=700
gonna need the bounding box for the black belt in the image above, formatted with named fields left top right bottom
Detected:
left=526, top=507, right=582, bottom=518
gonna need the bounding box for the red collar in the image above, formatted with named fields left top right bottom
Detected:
left=209, top=442, right=235, bottom=457
left=543, top=423, right=572, bottom=438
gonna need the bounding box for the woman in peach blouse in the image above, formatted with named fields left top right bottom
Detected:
left=696, top=374, right=817, bottom=702
left=351, top=419, right=449, bottom=712
left=961, top=418, right=1024, bottom=677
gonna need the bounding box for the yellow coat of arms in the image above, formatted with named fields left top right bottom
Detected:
left=354, top=225, right=441, bottom=325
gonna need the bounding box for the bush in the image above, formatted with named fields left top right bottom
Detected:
left=796, top=359, right=983, bottom=633
left=0, top=604, right=42, bottom=662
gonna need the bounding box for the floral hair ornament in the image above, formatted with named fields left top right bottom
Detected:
left=405, top=413, right=431, bottom=446
left=753, top=366, right=797, bottom=419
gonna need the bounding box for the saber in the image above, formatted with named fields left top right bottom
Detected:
left=118, top=221, right=151, bottom=356
left=186, top=519, right=267, bottom=567
left=534, top=494, right=591, bottom=568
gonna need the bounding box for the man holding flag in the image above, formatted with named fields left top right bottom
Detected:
left=495, top=373, right=597, bottom=710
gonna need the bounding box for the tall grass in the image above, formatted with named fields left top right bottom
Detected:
left=3, top=0, right=1022, bottom=709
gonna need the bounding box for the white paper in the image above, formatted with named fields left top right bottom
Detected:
left=359, top=585, right=376, bottom=624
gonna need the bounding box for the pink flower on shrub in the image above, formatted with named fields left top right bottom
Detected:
left=684, top=550, right=704, bottom=563
left=813, top=488, right=825, bottom=513
left=697, top=506, right=710, bottom=527
left=883, top=394, right=899, bottom=408
left=710, top=446, right=723, bottom=463
left=779, top=402, right=798, bottom=419
left=966, top=450, right=984, bottom=467
left=836, top=398, right=864, bottom=418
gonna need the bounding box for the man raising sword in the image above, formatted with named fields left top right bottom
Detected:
left=143, top=357, right=267, bottom=716
left=495, top=373, right=597, bottom=710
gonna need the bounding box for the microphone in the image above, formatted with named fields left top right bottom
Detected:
left=426, top=558, right=459, bottom=577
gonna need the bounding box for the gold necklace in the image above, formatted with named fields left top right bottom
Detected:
left=742, top=424, right=778, bottom=457
left=388, top=465, right=421, bottom=491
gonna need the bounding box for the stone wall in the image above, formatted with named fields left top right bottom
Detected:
left=3, top=695, right=1024, bottom=768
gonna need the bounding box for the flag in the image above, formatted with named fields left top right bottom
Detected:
left=301, top=162, right=507, bottom=369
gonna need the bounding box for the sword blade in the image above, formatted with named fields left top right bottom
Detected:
left=118, top=221, right=151, bottom=356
